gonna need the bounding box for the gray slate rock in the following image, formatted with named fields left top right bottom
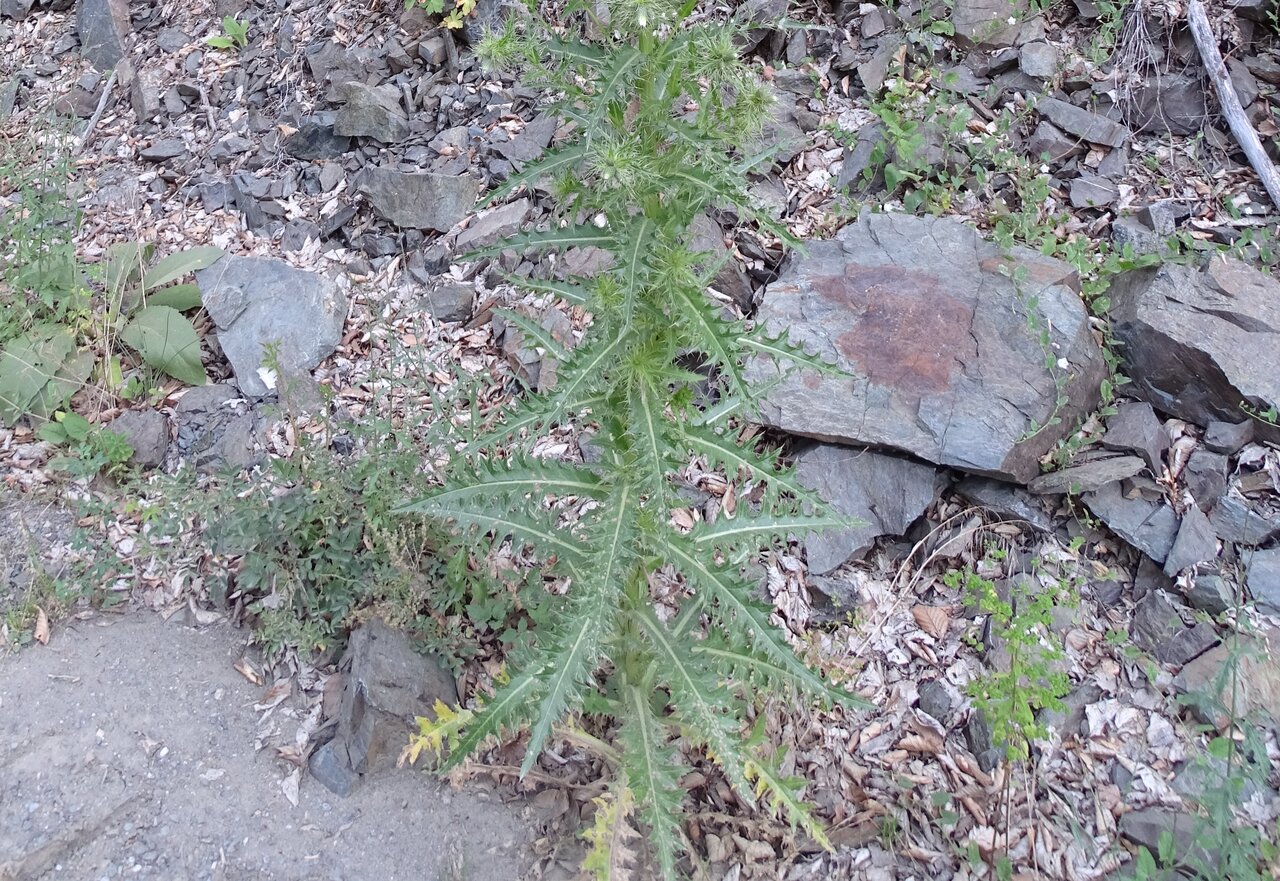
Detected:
left=1100, top=401, right=1167, bottom=470
left=455, top=198, right=530, bottom=252
left=1175, top=630, right=1280, bottom=730
left=496, top=115, right=556, bottom=163
left=747, top=213, right=1105, bottom=482
left=284, top=117, right=350, bottom=160
left=1018, top=41, right=1058, bottom=78
left=106, top=409, right=169, bottom=469
left=1083, top=482, right=1178, bottom=563
left=421, top=283, right=474, bottom=323
left=954, top=476, right=1051, bottom=531
left=1183, top=449, right=1228, bottom=511
left=1209, top=495, right=1280, bottom=546
left=1131, top=589, right=1217, bottom=666
left=1247, top=547, right=1280, bottom=614
left=333, top=82, right=409, bottom=143
left=951, top=0, right=1025, bottom=48
left=174, top=384, right=265, bottom=471
left=76, top=0, right=130, bottom=70
left=1109, top=258, right=1280, bottom=435
left=795, top=444, right=942, bottom=574
left=689, top=213, right=754, bottom=313
left=280, top=219, right=321, bottom=252
left=1, top=0, right=37, bottom=20
left=196, top=257, right=348, bottom=397
left=139, top=139, right=186, bottom=161
left=1119, top=808, right=1218, bottom=873
left=1184, top=574, right=1233, bottom=616
left=1069, top=173, right=1119, bottom=209
left=1026, top=120, right=1084, bottom=163
left=359, top=169, right=479, bottom=231
left=312, top=619, right=458, bottom=792
left=1203, top=420, right=1253, bottom=455
left=1164, top=505, right=1218, bottom=576
left=1035, top=96, right=1128, bottom=149
left=1027, top=455, right=1146, bottom=495
left=1130, top=73, right=1209, bottom=136
left=918, top=679, right=954, bottom=722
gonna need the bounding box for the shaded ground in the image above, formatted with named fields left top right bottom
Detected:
left=0, top=614, right=536, bottom=881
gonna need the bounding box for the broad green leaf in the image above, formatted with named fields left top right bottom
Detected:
left=145, top=283, right=203, bottom=311
left=0, top=327, right=79, bottom=425
left=120, top=305, right=207, bottom=386
left=140, top=246, right=224, bottom=291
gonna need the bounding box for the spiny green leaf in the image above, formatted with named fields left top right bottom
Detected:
left=397, top=456, right=607, bottom=514
left=619, top=685, right=683, bottom=880
left=467, top=225, right=613, bottom=260
left=743, top=735, right=833, bottom=850
left=691, top=511, right=854, bottom=550
left=580, top=785, right=641, bottom=881
left=674, top=421, right=820, bottom=507
left=665, top=539, right=851, bottom=706
left=513, top=276, right=593, bottom=306
left=415, top=503, right=587, bottom=564
left=635, top=605, right=752, bottom=798
left=496, top=308, right=570, bottom=362
left=440, top=671, right=543, bottom=773
left=482, top=143, right=590, bottom=206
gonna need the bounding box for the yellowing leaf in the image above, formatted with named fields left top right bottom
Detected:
left=442, top=9, right=464, bottom=27
left=34, top=607, right=50, bottom=645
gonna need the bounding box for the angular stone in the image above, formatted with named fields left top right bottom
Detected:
left=689, top=213, right=754, bottom=313
left=1203, top=420, right=1253, bottom=455
left=1035, top=96, right=1129, bottom=149
left=139, top=139, right=186, bottom=161
left=747, top=213, right=1105, bottom=482
left=333, top=82, right=409, bottom=143
left=359, top=169, right=479, bottom=231
left=794, top=443, right=942, bottom=574
left=1184, top=573, right=1233, bottom=616
left=130, top=69, right=163, bottom=122
left=1119, top=808, right=1218, bottom=872
left=1247, top=547, right=1280, bottom=614
left=308, top=739, right=357, bottom=797
left=496, top=114, right=556, bottom=164
left=1108, top=258, right=1280, bottom=435
left=1028, top=455, right=1146, bottom=495
left=284, top=117, right=351, bottom=160
left=1084, top=482, right=1178, bottom=563
left=1174, top=629, right=1280, bottom=730
left=76, top=0, right=131, bottom=71
left=835, top=123, right=887, bottom=192
left=1183, top=449, right=1228, bottom=511
left=1130, top=73, right=1209, bottom=136
left=1101, top=402, right=1167, bottom=470
left=1, top=0, right=37, bottom=19
left=174, top=384, right=265, bottom=471
left=106, top=409, right=168, bottom=469
left=954, top=476, right=1051, bottom=531
left=1026, top=120, right=1084, bottom=163
left=1209, top=495, right=1280, bottom=546
left=951, top=0, right=1025, bottom=48
left=333, top=619, right=458, bottom=775
left=918, top=679, right=954, bottom=722
left=1019, top=41, right=1058, bottom=78
left=1132, top=590, right=1216, bottom=666
left=280, top=219, right=321, bottom=252
left=1069, top=173, right=1118, bottom=209
left=1112, top=216, right=1165, bottom=257
left=196, top=257, right=348, bottom=397
left=421, top=283, right=474, bottom=324
left=455, top=198, right=530, bottom=253
left=1164, top=505, right=1218, bottom=576
left=461, top=0, right=525, bottom=46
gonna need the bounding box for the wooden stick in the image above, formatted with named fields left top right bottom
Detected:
left=74, top=68, right=117, bottom=156
left=1187, top=0, right=1280, bottom=211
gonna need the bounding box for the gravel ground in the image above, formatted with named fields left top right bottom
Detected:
left=0, top=614, right=536, bottom=881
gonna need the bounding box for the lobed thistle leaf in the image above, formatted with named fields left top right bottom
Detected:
left=581, top=784, right=643, bottom=881
left=619, top=684, right=685, bottom=880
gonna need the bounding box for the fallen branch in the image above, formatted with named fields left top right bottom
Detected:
left=74, top=68, right=117, bottom=157
left=1187, top=0, right=1280, bottom=211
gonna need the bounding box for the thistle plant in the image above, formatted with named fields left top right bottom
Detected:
left=399, top=2, right=863, bottom=874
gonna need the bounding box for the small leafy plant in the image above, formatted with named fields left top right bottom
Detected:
left=0, top=242, right=221, bottom=425
left=36, top=411, right=133, bottom=479
left=206, top=16, right=249, bottom=51
left=406, top=0, right=478, bottom=30
left=398, top=2, right=862, bottom=876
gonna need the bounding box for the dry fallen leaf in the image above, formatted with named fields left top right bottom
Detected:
left=33, top=607, right=50, bottom=645
left=234, top=657, right=264, bottom=686
left=912, top=604, right=950, bottom=639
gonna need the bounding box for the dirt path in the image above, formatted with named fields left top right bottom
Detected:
left=0, top=615, right=536, bottom=881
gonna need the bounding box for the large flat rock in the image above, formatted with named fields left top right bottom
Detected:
left=197, top=257, right=348, bottom=397
left=747, top=213, right=1106, bottom=482
left=1109, top=258, right=1280, bottom=437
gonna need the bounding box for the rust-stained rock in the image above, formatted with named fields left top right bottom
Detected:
left=747, top=213, right=1106, bottom=482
